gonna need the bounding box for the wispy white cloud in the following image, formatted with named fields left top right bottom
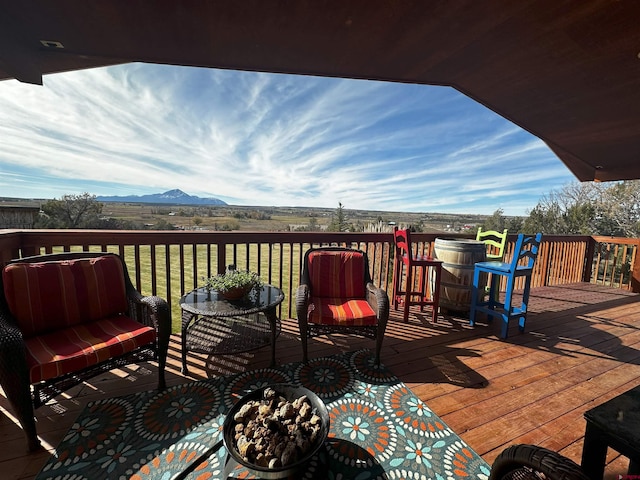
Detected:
left=0, top=64, right=576, bottom=215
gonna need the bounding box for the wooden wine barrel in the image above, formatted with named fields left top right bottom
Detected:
left=433, top=238, right=487, bottom=312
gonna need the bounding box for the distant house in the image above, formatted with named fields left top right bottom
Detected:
left=0, top=206, right=40, bottom=229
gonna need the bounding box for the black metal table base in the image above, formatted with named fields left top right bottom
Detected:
left=179, top=285, right=285, bottom=376
left=181, top=311, right=280, bottom=375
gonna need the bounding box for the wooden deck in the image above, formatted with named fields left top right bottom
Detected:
left=2, top=282, right=639, bottom=480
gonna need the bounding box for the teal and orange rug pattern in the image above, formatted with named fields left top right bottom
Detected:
left=36, top=349, right=490, bottom=480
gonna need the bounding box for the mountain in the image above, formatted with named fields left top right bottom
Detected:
left=97, top=189, right=227, bottom=205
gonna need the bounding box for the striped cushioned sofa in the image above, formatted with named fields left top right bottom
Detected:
left=0, top=252, right=171, bottom=451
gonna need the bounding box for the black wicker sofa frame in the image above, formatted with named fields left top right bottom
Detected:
left=0, top=252, right=171, bottom=451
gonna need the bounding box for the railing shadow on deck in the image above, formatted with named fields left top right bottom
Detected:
left=3, top=282, right=638, bottom=463
left=377, top=282, right=640, bottom=390
left=467, top=283, right=640, bottom=368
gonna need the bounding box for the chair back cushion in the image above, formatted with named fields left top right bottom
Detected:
left=2, top=255, right=129, bottom=338
left=307, top=249, right=366, bottom=298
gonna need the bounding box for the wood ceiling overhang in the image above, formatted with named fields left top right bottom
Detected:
left=1, top=0, right=640, bottom=182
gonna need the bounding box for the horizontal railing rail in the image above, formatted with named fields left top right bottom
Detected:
left=0, top=230, right=637, bottom=330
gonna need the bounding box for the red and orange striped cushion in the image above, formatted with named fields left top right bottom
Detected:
left=308, top=297, right=377, bottom=326
left=24, top=316, right=156, bottom=383
left=307, top=250, right=366, bottom=298
left=2, top=255, right=129, bottom=338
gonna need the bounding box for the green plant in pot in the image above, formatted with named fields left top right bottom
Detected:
left=204, top=267, right=263, bottom=300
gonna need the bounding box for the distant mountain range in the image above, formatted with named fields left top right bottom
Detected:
left=97, top=189, right=227, bottom=206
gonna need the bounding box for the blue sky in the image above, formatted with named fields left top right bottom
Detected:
left=0, top=63, right=577, bottom=215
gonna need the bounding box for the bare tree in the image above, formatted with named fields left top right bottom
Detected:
left=597, top=180, right=640, bottom=237
left=37, top=193, right=103, bottom=228
left=522, top=180, right=640, bottom=237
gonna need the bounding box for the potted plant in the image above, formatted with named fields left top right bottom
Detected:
left=204, top=267, right=263, bottom=300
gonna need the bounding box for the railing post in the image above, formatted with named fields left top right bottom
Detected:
left=631, top=239, right=640, bottom=293
left=583, top=236, right=596, bottom=283
left=217, top=241, right=227, bottom=275
left=541, top=241, right=550, bottom=286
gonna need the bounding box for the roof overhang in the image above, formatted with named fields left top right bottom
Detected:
left=2, top=0, right=639, bottom=182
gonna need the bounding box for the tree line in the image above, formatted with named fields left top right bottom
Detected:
left=34, top=180, right=640, bottom=238
left=479, top=180, right=640, bottom=237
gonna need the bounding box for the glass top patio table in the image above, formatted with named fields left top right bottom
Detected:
left=180, top=285, right=284, bottom=374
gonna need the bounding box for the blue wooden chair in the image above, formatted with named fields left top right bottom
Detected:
left=469, top=233, right=543, bottom=338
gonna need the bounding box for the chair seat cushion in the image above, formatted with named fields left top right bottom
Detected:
left=308, top=297, right=377, bottom=326
left=24, top=316, right=156, bottom=383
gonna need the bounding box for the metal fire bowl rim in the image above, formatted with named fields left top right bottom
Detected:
left=222, top=383, right=330, bottom=477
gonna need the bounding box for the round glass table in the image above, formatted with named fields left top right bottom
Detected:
left=179, top=285, right=284, bottom=375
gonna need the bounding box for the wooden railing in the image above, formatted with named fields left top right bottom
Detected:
left=590, top=236, right=640, bottom=291
left=0, top=230, right=637, bottom=328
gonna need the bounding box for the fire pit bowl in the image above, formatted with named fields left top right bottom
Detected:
left=222, top=383, right=330, bottom=479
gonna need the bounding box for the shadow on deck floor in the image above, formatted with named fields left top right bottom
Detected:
left=1, top=282, right=638, bottom=479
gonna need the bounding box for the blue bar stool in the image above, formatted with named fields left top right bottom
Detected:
left=469, top=232, right=543, bottom=338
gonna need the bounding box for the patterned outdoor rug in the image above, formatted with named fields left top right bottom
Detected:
left=36, top=349, right=490, bottom=480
